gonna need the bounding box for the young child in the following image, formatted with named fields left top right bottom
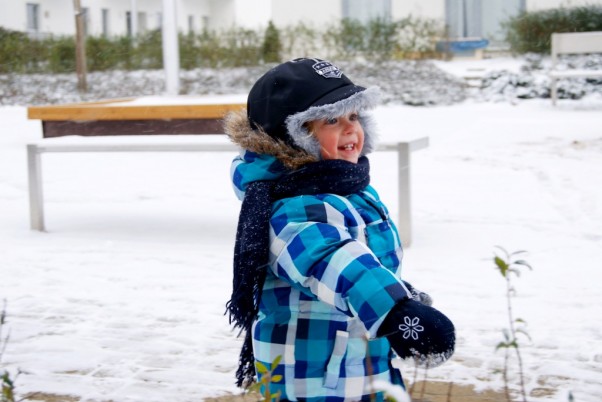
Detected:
left=225, top=58, right=455, bottom=401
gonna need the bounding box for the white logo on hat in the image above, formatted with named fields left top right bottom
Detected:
left=312, top=60, right=343, bottom=79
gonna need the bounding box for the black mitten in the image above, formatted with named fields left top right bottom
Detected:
left=402, top=280, right=433, bottom=306
left=377, top=299, right=455, bottom=368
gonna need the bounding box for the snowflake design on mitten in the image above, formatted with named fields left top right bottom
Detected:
left=399, top=316, right=424, bottom=340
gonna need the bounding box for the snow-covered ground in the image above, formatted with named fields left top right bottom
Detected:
left=1, top=58, right=601, bottom=402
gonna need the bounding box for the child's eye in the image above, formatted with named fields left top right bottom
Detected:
left=349, top=113, right=359, bottom=121
left=325, top=117, right=338, bottom=125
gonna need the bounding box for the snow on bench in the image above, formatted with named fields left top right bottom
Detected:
left=549, top=31, right=602, bottom=105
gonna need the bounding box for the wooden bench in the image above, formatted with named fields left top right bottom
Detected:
left=27, top=97, right=429, bottom=246
left=27, top=95, right=247, bottom=137
left=549, top=31, right=602, bottom=105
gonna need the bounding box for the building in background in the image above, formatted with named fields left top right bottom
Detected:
left=1, top=0, right=600, bottom=42
left=0, top=0, right=228, bottom=37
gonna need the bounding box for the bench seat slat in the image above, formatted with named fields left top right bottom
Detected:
left=549, top=31, right=602, bottom=105
left=549, top=70, right=602, bottom=78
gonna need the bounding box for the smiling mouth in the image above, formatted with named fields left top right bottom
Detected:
left=339, top=143, right=357, bottom=151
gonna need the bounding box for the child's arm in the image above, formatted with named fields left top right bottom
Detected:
left=270, top=195, right=410, bottom=335
left=269, top=194, right=455, bottom=366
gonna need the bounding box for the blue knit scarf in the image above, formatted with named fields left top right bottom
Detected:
left=226, top=156, right=370, bottom=387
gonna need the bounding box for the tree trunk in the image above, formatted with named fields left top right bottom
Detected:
left=73, top=0, right=87, bottom=92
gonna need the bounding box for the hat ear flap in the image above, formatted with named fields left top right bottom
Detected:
left=359, top=112, right=378, bottom=156
left=287, top=125, right=322, bottom=159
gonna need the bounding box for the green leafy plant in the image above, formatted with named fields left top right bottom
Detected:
left=86, top=36, right=122, bottom=71
left=262, top=21, right=282, bottom=64
left=0, top=16, right=445, bottom=74
left=46, top=35, right=76, bottom=73
left=248, top=356, right=282, bottom=402
left=395, top=16, right=443, bottom=59
left=493, top=247, right=532, bottom=402
left=135, top=29, right=164, bottom=69
left=1, top=301, right=16, bottom=402
left=281, top=21, right=321, bottom=59
left=503, top=5, right=602, bottom=54
left=1, top=371, right=16, bottom=402
left=0, top=302, right=35, bottom=402
left=0, top=28, right=29, bottom=73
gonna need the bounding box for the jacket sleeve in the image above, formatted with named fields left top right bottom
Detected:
left=269, top=194, right=409, bottom=336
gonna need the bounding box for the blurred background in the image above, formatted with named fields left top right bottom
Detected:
left=1, top=0, right=601, bottom=105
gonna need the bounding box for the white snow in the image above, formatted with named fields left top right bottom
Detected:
left=1, top=60, right=602, bottom=402
left=103, top=94, right=247, bottom=106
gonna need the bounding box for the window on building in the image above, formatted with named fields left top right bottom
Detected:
left=126, top=11, right=132, bottom=36
left=138, top=12, right=147, bottom=34
left=445, top=0, right=481, bottom=38
left=102, top=8, right=110, bottom=37
left=188, top=15, right=195, bottom=34
left=445, top=0, right=525, bottom=42
left=26, top=3, right=40, bottom=33
left=342, top=0, right=391, bottom=24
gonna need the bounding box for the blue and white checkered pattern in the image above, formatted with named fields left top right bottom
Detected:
left=232, top=150, right=409, bottom=401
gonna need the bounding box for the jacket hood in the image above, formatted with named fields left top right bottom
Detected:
left=226, top=110, right=317, bottom=200
left=225, top=109, right=318, bottom=171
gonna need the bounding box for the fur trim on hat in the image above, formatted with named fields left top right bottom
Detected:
left=224, top=109, right=318, bottom=170
left=284, top=86, right=381, bottom=159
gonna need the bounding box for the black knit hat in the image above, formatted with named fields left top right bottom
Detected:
left=247, top=58, right=380, bottom=157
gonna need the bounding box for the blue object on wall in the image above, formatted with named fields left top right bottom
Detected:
left=436, top=38, right=489, bottom=53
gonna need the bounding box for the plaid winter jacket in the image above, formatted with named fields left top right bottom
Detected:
left=230, top=146, right=410, bottom=401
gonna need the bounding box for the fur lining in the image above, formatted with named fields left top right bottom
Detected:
left=224, top=86, right=380, bottom=168
left=285, top=86, right=381, bottom=158
left=224, top=109, right=317, bottom=170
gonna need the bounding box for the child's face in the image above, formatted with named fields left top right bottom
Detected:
left=310, top=112, right=364, bottom=164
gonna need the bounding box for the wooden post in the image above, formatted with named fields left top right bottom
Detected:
left=73, top=0, right=87, bottom=92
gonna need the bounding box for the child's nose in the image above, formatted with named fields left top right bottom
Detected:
left=342, top=118, right=358, bottom=134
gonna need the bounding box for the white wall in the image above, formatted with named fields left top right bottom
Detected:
left=0, top=0, right=218, bottom=37
left=208, top=0, right=236, bottom=30
left=177, top=0, right=207, bottom=33
left=272, top=0, right=342, bottom=28
left=527, top=0, right=602, bottom=11
left=0, top=0, right=28, bottom=32
left=233, top=0, right=270, bottom=29
left=87, top=0, right=151, bottom=37
left=5, top=0, right=602, bottom=39
left=392, top=0, right=445, bottom=21
left=83, top=0, right=162, bottom=36
left=0, top=0, right=76, bottom=36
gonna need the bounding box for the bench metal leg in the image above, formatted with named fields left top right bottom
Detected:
left=23, top=140, right=423, bottom=239
left=396, top=142, right=412, bottom=247
left=551, top=77, right=557, bottom=106
left=27, top=145, right=45, bottom=231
